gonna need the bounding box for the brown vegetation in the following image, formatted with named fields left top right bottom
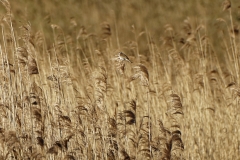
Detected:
left=0, top=0, right=239, bottom=159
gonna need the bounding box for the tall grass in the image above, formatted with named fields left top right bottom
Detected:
left=0, top=0, right=239, bottom=159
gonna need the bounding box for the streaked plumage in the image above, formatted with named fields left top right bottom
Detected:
left=118, top=52, right=132, bottom=63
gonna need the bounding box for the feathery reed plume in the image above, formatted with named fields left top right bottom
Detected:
left=222, top=0, right=231, bottom=11
left=47, top=145, right=58, bottom=155
left=118, top=100, right=137, bottom=127
left=168, top=49, right=184, bottom=69
left=82, top=58, right=92, bottom=78
left=161, top=24, right=176, bottom=49
left=230, top=24, right=239, bottom=38
left=16, top=47, right=28, bottom=66
left=0, top=0, right=11, bottom=22
left=77, top=26, right=88, bottom=40
left=93, top=66, right=107, bottom=110
left=115, top=60, right=125, bottom=75
left=130, top=64, right=149, bottom=86
left=162, top=83, right=184, bottom=159
left=70, top=17, right=77, bottom=28
left=101, top=22, right=111, bottom=39
left=32, top=107, right=42, bottom=122
left=28, top=56, right=39, bottom=75
left=30, top=82, right=43, bottom=104
left=108, top=117, right=118, bottom=137
left=18, top=23, right=40, bottom=76
left=24, top=147, right=43, bottom=160
left=194, top=73, right=204, bottom=90
left=137, top=116, right=151, bottom=159
left=0, top=130, right=21, bottom=159
left=36, top=137, right=44, bottom=147
left=119, top=149, right=130, bottom=160
left=170, top=130, right=184, bottom=159
left=34, top=30, right=44, bottom=46
left=152, top=120, right=171, bottom=159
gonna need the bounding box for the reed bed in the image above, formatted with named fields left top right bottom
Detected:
left=0, top=0, right=239, bottom=159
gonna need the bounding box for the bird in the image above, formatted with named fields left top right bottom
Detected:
left=118, top=52, right=132, bottom=63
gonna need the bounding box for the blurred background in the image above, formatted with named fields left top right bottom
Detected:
left=1, top=0, right=239, bottom=61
